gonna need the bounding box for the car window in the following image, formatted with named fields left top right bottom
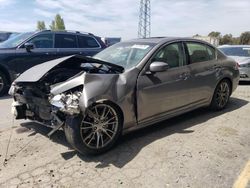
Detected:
left=219, top=47, right=250, bottom=57
left=152, top=43, right=184, bottom=68
left=27, top=34, right=53, bottom=48
left=55, top=34, right=77, bottom=48
left=186, top=42, right=215, bottom=63
left=78, top=35, right=100, bottom=48
left=94, top=42, right=155, bottom=70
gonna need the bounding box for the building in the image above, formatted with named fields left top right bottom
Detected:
left=193, top=35, right=220, bottom=47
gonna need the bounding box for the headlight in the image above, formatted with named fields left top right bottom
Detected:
left=50, top=91, right=82, bottom=115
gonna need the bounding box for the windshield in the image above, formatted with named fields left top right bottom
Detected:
left=93, top=42, right=155, bottom=70
left=219, top=47, right=250, bottom=57
left=0, top=32, right=34, bottom=48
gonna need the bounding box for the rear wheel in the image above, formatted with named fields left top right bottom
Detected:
left=0, top=71, right=9, bottom=97
left=210, top=79, right=231, bottom=110
left=64, top=102, right=123, bottom=155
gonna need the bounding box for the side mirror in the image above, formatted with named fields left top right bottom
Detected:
left=149, top=61, right=169, bottom=73
left=24, top=43, right=34, bottom=52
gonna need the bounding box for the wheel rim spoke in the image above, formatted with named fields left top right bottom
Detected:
left=81, top=120, right=94, bottom=126
left=96, top=132, right=100, bottom=148
left=87, top=132, right=96, bottom=145
left=81, top=126, right=93, bottom=130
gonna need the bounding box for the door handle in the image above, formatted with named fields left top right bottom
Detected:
left=212, top=65, right=221, bottom=69
left=179, top=72, right=190, bottom=80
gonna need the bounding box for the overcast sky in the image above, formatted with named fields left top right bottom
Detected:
left=0, top=0, right=249, bottom=39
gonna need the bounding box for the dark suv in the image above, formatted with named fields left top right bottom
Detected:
left=0, top=30, right=106, bottom=96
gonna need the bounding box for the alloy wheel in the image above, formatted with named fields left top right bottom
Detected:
left=215, top=81, right=230, bottom=108
left=80, top=104, right=119, bottom=149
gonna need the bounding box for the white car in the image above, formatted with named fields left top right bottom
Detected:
left=219, top=45, right=250, bottom=81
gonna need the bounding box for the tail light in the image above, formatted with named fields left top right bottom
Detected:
left=234, top=62, right=240, bottom=70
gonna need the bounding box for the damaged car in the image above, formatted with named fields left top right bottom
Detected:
left=9, top=37, right=239, bottom=155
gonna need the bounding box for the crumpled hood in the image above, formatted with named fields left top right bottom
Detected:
left=228, top=56, right=250, bottom=64
left=13, top=55, right=124, bottom=83
left=14, top=56, right=75, bottom=82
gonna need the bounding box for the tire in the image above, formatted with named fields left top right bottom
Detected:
left=210, top=79, right=231, bottom=111
left=0, top=71, right=9, bottom=97
left=64, top=101, right=123, bottom=155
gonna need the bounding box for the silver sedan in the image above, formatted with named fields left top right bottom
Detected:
left=219, top=45, right=250, bottom=81
left=9, top=37, right=239, bottom=155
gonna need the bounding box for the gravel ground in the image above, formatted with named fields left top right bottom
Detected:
left=0, top=84, right=250, bottom=188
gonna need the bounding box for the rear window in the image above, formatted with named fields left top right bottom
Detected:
left=78, top=35, right=100, bottom=48
left=186, top=42, right=215, bottom=63
left=55, top=34, right=77, bottom=48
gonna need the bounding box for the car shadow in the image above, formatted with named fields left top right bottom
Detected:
left=239, top=81, right=250, bottom=85
left=20, top=97, right=248, bottom=168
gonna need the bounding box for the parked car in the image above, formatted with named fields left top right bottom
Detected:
left=9, top=37, right=239, bottom=155
left=0, top=31, right=19, bottom=43
left=0, top=30, right=106, bottom=96
left=218, top=45, right=250, bottom=81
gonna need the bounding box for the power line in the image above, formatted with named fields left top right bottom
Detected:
left=138, top=0, right=151, bottom=38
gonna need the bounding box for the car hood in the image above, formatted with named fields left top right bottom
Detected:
left=228, top=56, right=250, bottom=64
left=14, top=55, right=124, bottom=83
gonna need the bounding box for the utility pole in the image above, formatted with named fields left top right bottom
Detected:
left=138, top=0, right=151, bottom=38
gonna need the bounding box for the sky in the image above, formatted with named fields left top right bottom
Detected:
left=0, top=0, right=249, bottom=40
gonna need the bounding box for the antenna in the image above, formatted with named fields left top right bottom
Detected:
left=138, top=0, right=151, bottom=38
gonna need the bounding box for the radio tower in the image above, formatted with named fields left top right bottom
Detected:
left=138, top=0, right=151, bottom=38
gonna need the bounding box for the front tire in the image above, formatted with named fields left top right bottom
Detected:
left=210, top=79, right=231, bottom=110
left=64, top=102, right=123, bottom=155
left=0, top=71, right=9, bottom=97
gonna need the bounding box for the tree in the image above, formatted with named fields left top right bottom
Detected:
left=50, top=20, right=56, bottom=30
left=50, top=14, right=66, bottom=31
left=208, top=31, right=221, bottom=38
left=219, top=34, right=233, bottom=45
left=37, top=21, right=46, bottom=30
left=239, top=32, right=250, bottom=45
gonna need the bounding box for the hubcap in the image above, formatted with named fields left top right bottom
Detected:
left=216, top=82, right=230, bottom=108
left=0, top=75, right=4, bottom=92
left=80, top=104, right=119, bottom=149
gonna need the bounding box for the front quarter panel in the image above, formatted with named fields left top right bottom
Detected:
left=54, top=68, right=140, bottom=130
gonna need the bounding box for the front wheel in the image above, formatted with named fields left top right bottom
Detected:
left=210, top=79, right=231, bottom=111
left=64, top=102, right=123, bottom=155
left=0, top=71, right=9, bottom=97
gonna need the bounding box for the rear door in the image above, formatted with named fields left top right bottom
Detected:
left=185, top=42, right=219, bottom=103
left=55, top=33, right=80, bottom=57
left=77, top=35, right=102, bottom=56
left=137, top=42, right=193, bottom=123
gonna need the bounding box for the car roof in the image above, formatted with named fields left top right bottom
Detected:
left=36, top=30, right=97, bottom=37
left=219, top=45, right=250, bottom=48
left=127, top=37, right=213, bottom=46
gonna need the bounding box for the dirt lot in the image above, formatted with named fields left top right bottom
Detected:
left=0, top=84, right=250, bottom=188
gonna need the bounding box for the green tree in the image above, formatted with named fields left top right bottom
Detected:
left=219, top=34, right=233, bottom=45
left=50, top=20, right=56, bottom=30
left=37, top=21, right=46, bottom=30
left=239, top=32, right=250, bottom=45
left=50, top=14, right=66, bottom=31
left=208, top=31, right=221, bottom=38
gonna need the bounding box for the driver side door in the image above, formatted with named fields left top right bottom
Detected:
left=12, top=33, right=58, bottom=74
left=137, top=42, right=193, bottom=124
